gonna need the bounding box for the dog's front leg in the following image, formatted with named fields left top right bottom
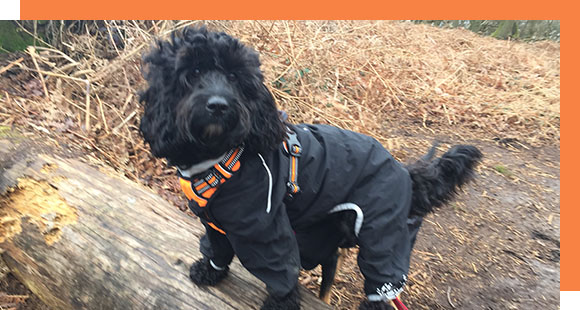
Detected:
left=189, top=257, right=229, bottom=286
left=225, top=203, right=302, bottom=310
left=261, top=285, right=301, bottom=310
left=190, top=223, right=234, bottom=286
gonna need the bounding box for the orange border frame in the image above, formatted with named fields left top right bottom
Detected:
left=20, top=0, right=564, bottom=20
left=560, top=20, right=574, bottom=291
left=18, top=0, right=572, bottom=290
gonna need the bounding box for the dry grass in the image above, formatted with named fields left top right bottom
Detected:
left=0, top=20, right=560, bottom=309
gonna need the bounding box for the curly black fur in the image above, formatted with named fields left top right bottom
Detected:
left=261, top=285, right=301, bottom=310
left=407, top=144, right=483, bottom=216
left=189, top=257, right=229, bottom=286
left=139, top=26, right=286, bottom=167
left=358, top=300, right=395, bottom=310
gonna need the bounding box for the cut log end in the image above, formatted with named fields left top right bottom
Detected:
left=1, top=175, right=77, bottom=246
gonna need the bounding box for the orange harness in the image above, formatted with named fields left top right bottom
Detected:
left=178, top=130, right=302, bottom=235
left=179, top=147, right=244, bottom=234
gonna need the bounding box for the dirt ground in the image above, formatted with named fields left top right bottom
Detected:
left=0, top=21, right=560, bottom=310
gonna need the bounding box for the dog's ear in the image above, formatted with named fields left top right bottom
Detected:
left=138, top=87, right=181, bottom=159
left=244, top=84, right=287, bottom=154
left=138, top=40, right=182, bottom=159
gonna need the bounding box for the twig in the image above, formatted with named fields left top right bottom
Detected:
left=105, top=20, right=122, bottom=57
left=446, top=286, right=456, bottom=309
left=66, top=129, right=125, bottom=172
left=120, top=93, right=134, bottom=114
left=113, top=110, right=137, bottom=134
left=14, top=21, right=55, bottom=49
left=28, top=122, right=50, bottom=134
left=368, top=62, right=406, bottom=107
left=84, top=81, right=91, bottom=132
left=17, top=65, right=89, bottom=84
left=442, top=103, right=453, bottom=125
left=96, top=94, right=109, bottom=133
left=333, top=67, right=340, bottom=104
left=27, top=47, right=50, bottom=99
left=0, top=57, right=24, bottom=75
left=33, top=46, right=79, bottom=66
left=422, top=111, right=435, bottom=134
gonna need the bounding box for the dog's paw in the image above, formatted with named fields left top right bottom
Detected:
left=189, top=257, right=229, bottom=286
left=358, top=300, right=395, bottom=310
left=260, top=285, right=301, bottom=310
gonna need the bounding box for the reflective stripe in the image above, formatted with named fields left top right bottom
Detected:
left=328, top=203, right=364, bottom=237
left=367, top=294, right=387, bottom=302
left=258, top=153, right=273, bottom=214
left=210, top=260, right=226, bottom=270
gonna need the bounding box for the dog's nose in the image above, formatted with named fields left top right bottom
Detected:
left=206, top=96, right=229, bottom=114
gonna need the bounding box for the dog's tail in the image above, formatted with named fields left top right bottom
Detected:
left=406, top=143, right=482, bottom=217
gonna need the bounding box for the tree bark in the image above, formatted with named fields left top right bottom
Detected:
left=0, top=137, right=330, bottom=310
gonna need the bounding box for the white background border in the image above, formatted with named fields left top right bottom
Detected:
left=0, top=0, right=20, bottom=20
left=561, top=291, right=579, bottom=309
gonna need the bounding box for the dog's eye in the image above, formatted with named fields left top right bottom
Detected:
left=193, top=68, right=201, bottom=76
left=228, top=72, right=237, bottom=81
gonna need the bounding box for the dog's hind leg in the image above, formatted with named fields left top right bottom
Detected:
left=319, top=248, right=347, bottom=304
left=319, top=250, right=338, bottom=304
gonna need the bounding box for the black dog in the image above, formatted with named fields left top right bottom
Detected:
left=139, top=26, right=482, bottom=310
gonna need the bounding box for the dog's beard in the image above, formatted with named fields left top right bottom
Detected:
left=203, top=123, right=224, bottom=139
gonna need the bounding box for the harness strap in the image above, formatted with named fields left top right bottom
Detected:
left=179, top=147, right=244, bottom=234
left=282, top=130, right=302, bottom=200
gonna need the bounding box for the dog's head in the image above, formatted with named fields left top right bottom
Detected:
left=139, top=27, right=286, bottom=167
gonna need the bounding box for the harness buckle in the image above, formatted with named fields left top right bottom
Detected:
left=284, top=131, right=302, bottom=157
left=287, top=181, right=300, bottom=195
left=284, top=182, right=300, bottom=204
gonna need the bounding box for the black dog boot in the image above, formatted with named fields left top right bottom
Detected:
left=189, top=257, right=229, bottom=286
left=261, top=285, right=301, bottom=310
left=359, top=300, right=395, bottom=310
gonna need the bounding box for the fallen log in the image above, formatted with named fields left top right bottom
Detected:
left=0, top=136, right=330, bottom=310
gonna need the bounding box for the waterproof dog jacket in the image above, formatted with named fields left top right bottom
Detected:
left=180, top=124, right=413, bottom=299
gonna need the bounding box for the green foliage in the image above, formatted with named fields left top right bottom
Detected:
left=413, top=20, right=560, bottom=42
left=0, top=21, right=35, bottom=53
left=494, top=165, right=513, bottom=177
left=272, top=77, right=292, bottom=94
left=272, top=67, right=311, bottom=95
left=491, top=21, right=518, bottom=40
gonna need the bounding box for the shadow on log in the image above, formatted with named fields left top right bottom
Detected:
left=0, top=136, right=330, bottom=310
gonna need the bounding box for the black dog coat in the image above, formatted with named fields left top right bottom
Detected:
left=180, top=123, right=414, bottom=299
